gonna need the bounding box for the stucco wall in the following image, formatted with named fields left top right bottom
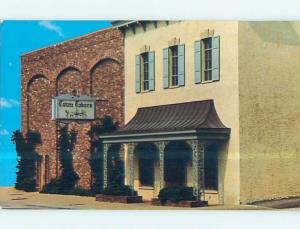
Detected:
left=239, top=21, right=300, bottom=203
left=123, top=21, right=240, bottom=204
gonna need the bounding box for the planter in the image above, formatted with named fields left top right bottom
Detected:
left=151, top=198, right=208, bottom=208
left=96, top=194, right=143, bottom=203
left=151, top=198, right=161, bottom=206
left=177, top=200, right=208, bottom=208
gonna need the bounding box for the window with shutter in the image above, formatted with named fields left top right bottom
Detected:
left=141, top=52, right=149, bottom=91
left=136, top=51, right=155, bottom=93
left=195, top=36, right=220, bottom=84
left=164, top=44, right=185, bottom=88
left=203, top=38, right=212, bottom=81
left=169, top=45, right=179, bottom=86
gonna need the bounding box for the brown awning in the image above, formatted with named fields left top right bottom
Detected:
left=104, top=100, right=230, bottom=139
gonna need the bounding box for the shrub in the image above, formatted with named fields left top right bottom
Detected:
left=102, top=184, right=137, bottom=196
left=58, top=126, right=79, bottom=192
left=21, top=178, right=37, bottom=192
left=41, top=126, right=80, bottom=195
left=158, top=186, right=196, bottom=204
left=11, top=130, right=41, bottom=192
left=68, top=187, right=93, bottom=196
left=41, top=179, right=93, bottom=196
left=88, top=116, right=119, bottom=194
left=41, top=179, right=60, bottom=194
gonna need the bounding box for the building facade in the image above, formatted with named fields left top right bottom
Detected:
left=21, top=27, right=124, bottom=190
left=21, top=21, right=300, bottom=206
left=101, top=21, right=300, bottom=205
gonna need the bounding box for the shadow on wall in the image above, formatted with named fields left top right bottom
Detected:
left=248, top=21, right=300, bottom=46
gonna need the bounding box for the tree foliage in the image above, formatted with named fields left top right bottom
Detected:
left=41, top=125, right=79, bottom=194
left=11, top=130, right=41, bottom=192
left=57, top=125, right=79, bottom=192
left=88, top=115, right=118, bottom=194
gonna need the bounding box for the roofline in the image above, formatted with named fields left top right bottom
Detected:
left=102, top=130, right=197, bottom=139
left=111, top=20, right=136, bottom=28
left=137, top=99, right=214, bottom=110
left=111, top=20, right=168, bottom=30
left=21, top=24, right=113, bottom=57
left=101, top=129, right=230, bottom=144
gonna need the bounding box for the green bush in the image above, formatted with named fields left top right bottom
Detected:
left=21, top=178, right=37, bottom=192
left=41, top=179, right=93, bottom=196
left=68, top=187, right=93, bottom=196
left=11, top=130, right=41, bottom=192
left=158, top=186, right=196, bottom=204
left=102, top=184, right=137, bottom=196
left=58, top=126, right=79, bottom=192
left=88, top=116, right=119, bottom=195
left=41, top=179, right=60, bottom=194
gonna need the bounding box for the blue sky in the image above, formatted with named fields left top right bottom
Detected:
left=0, top=20, right=111, bottom=186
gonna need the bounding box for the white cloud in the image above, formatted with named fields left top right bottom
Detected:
left=0, top=129, right=9, bottom=135
left=0, top=97, right=20, bottom=108
left=38, top=20, right=64, bottom=37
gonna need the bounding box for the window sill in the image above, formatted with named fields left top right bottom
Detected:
left=205, top=189, right=218, bottom=194
left=140, top=90, right=151, bottom=93
left=139, top=186, right=154, bottom=190
left=198, top=80, right=219, bottom=85
left=165, top=85, right=183, bottom=89
left=202, top=80, right=214, bottom=84
left=201, top=80, right=220, bottom=84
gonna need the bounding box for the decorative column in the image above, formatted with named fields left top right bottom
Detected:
left=154, top=141, right=167, bottom=191
left=103, top=143, right=110, bottom=190
left=127, top=142, right=136, bottom=191
left=188, top=139, right=205, bottom=201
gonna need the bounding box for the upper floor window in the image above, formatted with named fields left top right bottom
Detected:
left=135, top=51, right=155, bottom=93
left=194, top=36, right=220, bottom=84
left=142, top=52, right=149, bottom=91
left=163, top=44, right=185, bottom=89
left=170, top=45, right=179, bottom=86
left=203, top=38, right=212, bottom=81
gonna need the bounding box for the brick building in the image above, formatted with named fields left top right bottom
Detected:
left=21, top=27, right=124, bottom=190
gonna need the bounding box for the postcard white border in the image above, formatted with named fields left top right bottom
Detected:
left=1, top=0, right=300, bottom=228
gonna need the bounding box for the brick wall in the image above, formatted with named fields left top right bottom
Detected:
left=21, top=27, right=124, bottom=190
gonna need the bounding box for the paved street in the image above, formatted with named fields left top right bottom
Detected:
left=0, top=187, right=275, bottom=210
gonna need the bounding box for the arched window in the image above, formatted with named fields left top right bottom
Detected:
left=164, top=141, right=192, bottom=187
left=135, top=143, right=158, bottom=187
left=204, top=145, right=218, bottom=190
left=139, top=158, right=154, bottom=186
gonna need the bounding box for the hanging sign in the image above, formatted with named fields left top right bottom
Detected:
left=52, top=94, right=96, bottom=121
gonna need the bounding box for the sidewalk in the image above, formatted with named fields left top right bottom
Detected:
left=252, top=197, right=300, bottom=209
left=0, top=187, right=285, bottom=210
